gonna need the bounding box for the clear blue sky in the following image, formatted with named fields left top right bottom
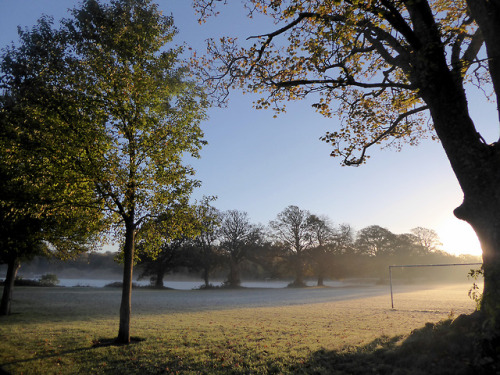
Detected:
left=2, top=0, right=496, bottom=256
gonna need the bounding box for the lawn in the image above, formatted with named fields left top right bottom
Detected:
left=0, top=283, right=483, bottom=374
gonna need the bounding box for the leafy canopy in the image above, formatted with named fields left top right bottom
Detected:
left=1, top=0, right=209, bottom=257
left=193, top=0, right=487, bottom=165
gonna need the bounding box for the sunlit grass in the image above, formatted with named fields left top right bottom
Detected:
left=0, top=284, right=480, bottom=374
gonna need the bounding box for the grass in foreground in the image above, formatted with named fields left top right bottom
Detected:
left=0, top=285, right=496, bottom=374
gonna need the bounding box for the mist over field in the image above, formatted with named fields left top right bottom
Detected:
left=0, top=249, right=481, bottom=288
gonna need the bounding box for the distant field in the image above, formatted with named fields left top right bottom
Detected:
left=0, top=283, right=479, bottom=374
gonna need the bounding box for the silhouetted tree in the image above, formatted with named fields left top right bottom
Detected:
left=137, top=238, right=187, bottom=288
left=392, top=233, right=428, bottom=262
left=411, top=227, right=443, bottom=254
left=332, top=224, right=355, bottom=255
left=246, top=240, right=288, bottom=280
left=188, top=204, right=223, bottom=288
left=219, top=210, right=262, bottom=287
left=355, top=226, right=397, bottom=257
left=307, top=215, right=335, bottom=286
left=269, top=205, right=314, bottom=287
left=136, top=200, right=214, bottom=288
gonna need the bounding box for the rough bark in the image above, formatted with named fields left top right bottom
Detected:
left=117, top=220, right=135, bottom=344
left=461, top=4, right=500, bottom=332
left=0, top=257, right=20, bottom=316
left=413, top=8, right=500, bottom=332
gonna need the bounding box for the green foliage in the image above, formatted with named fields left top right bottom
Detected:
left=193, top=0, right=484, bottom=164
left=1, top=0, right=208, bottom=249
left=38, top=274, right=60, bottom=287
left=0, top=15, right=107, bottom=264
left=468, top=266, right=484, bottom=310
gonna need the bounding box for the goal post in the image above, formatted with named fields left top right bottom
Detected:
left=388, top=262, right=482, bottom=309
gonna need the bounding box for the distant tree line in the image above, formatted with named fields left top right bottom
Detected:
left=8, top=205, right=480, bottom=287
left=135, top=205, right=481, bottom=287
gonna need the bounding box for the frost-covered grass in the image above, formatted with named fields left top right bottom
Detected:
left=0, top=284, right=482, bottom=374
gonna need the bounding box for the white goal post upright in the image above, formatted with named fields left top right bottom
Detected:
left=389, top=263, right=482, bottom=309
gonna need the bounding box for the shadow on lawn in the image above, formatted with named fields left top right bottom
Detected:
left=292, top=312, right=500, bottom=375
left=2, top=312, right=499, bottom=375
left=0, top=337, right=145, bottom=374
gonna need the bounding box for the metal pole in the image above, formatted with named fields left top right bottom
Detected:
left=387, top=262, right=481, bottom=309
left=389, top=266, right=394, bottom=309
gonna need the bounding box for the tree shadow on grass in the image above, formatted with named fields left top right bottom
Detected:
left=0, top=337, right=146, bottom=374
left=292, top=312, right=500, bottom=375
left=91, top=336, right=145, bottom=348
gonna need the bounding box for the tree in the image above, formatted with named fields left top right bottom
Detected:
left=411, top=227, right=443, bottom=253
left=219, top=210, right=261, bottom=287
left=332, top=223, right=355, bottom=255
left=0, top=152, right=44, bottom=315
left=1, top=0, right=207, bottom=343
left=0, top=35, right=103, bottom=315
left=189, top=204, right=222, bottom=288
left=392, top=233, right=428, bottom=260
left=0, top=205, right=44, bottom=315
left=245, top=240, right=288, bottom=280
left=136, top=200, right=216, bottom=288
left=137, top=238, right=186, bottom=288
left=194, top=0, right=500, bottom=331
left=307, top=214, right=335, bottom=286
left=355, top=225, right=397, bottom=257
left=269, top=205, right=314, bottom=286
left=0, top=188, right=101, bottom=315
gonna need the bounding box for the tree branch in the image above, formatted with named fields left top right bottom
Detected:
left=274, top=77, right=413, bottom=90
left=343, top=105, right=429, bottom=166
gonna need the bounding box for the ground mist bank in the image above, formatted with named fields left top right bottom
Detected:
left=0, top=249, right=482, bottom=287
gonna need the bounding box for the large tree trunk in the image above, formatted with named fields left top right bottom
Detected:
left=471, top=218, right=500, bottom=325
left=316, top=251, right=327, bottom=286
left=227, top=258, right=241, bottom=287
left=154, top=268, right=165, bottom=289
left=117, top=220, right=135, bottom=344
left=403, top=3, right=500, bottom=331
left=418, top=46, right=500, bottom=333
left=291, top=253, right=305, bottom=287
left=0, top=257, right=20, bottom=316
left=463, top=2, right=500, bottom=332
left=454, top=186, right=500, bottom=335
left=201, top=246, right=211, bottom=288
left=203, top=266, right=210, bottom=288
left=317, top=274, right=324, bottom=287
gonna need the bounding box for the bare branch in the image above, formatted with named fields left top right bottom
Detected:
left=343, top=105, right=429, bottom=166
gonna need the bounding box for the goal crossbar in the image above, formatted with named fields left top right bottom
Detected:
left=388, top=262, right=482, bottom=309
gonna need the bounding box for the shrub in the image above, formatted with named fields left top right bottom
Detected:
left=104, top=281, right=139, bottom=288
left=38, top=274, right=60, bottom=286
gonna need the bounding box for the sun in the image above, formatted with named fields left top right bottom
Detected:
left=436, top=218, right=482, bottom=256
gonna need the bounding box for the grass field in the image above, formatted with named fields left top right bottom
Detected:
left=0, top=283, right=483, bottom=374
